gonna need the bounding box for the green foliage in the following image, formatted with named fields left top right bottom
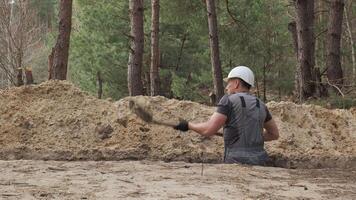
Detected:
left=171, top=72, right=207, bottom=102
left=30, top=0, right=56, bottom=24
left=67, top=0, right=297, bottom=101
left=147, top=0, right=213, bottom=100
left=218, top=0, right=295, bottom=96
left=34, top=0, right=298, bottom=102
left=171, top=73, right=188, bottom=99
left=69, top=0, right=129, bottom=99
left=307, top=94, right=356, bottom=109
left=23, top=0, right=356, bottom=108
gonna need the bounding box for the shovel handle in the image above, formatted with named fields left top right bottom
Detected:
left=152, top=119, right=176, bottom=127
left=152, top=119, right=223, bottom=137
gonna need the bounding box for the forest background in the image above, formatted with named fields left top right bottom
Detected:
left=0, top=0, right=355, bottom=108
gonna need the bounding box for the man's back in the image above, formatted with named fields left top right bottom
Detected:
left=217, top=92, right=271, bottom=165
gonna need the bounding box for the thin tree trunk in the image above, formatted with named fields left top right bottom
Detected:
left=144, top=71, right=150, bottom=95
left=309, top=0, right=316, bottom=76
left=1, top=73, right=5, bottom=88
left=316, top=0, right=326, bottom=69
left=47, top=2, right=53, bottom=32
left=344, top=3, right=355, bottom=80
left=48, top=48, right=54, bottom=80
left=209, top=92, right=216, bottom=106
left=314, top=0, right=327, bottom=98
left=25, top=67, right=34, bottom=85
left=315, top=67, right=328, bottom=97
left=48, top=0, right=72, bottom=80
left=288, top=22, right=299, bottom=57
left=326, top=0, right=344, bottom=87
left=16, top=48, right=24, bottom=86
left=288, top=21, right=302, bottom=100
left=128, top=0, right=144, bottom=96
left=97, top=71, right=103, bottom=99
left=206, top=0, right=224, bottom=103
left=175, top=33, right=187, bottom=71
left=7, top=1, right=14, bottom=86
left=263, top=62, right=267, bottom=102
left=255, top=75, right=260, bottom=99
left=294, top=0, right=316, bottom=100
left=150, top=0, right=160, bottom=96
left=278, top=69, right=281, bottom=101
left=16, top=68, right=23, bottom=86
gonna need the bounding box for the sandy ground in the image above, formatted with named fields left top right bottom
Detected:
left=1, top=81, right=356, bottom=199
left=0, top=81, right=355, bottom=169
left=0, top=160, right=355, bottom=200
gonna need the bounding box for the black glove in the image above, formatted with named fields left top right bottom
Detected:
left=174, top=120, right=189, bottom=132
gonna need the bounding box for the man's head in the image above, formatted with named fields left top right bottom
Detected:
left=224, top=66, right=254, bottom=94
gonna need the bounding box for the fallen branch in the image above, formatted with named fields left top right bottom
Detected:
left=326, top=78, right=344, bottom=98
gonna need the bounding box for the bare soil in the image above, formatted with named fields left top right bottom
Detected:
left=0, top=160, right=355, bottom=200
left=1, top=81, right=356, bottom=199
left=0, top=81, right=355, bottom=169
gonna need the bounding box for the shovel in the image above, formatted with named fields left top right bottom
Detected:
left=129, top=100, right=223, bottom=137
left=129, top=100, right=176, bottom=127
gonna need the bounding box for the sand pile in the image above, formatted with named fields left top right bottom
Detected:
left=266, top=102, right=356, bottom=168
left=0, top=81, right=355, bottom=169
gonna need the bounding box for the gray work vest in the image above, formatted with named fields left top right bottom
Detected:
left=223, top=93, right=268, bottom=165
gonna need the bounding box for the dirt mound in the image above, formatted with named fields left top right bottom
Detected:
left=266, top=101, right=356, bottom=168
left=0, top=81, right=355, bottom=169
left=0, top=81, right=222, bottom=163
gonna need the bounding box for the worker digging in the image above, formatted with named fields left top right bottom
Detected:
left=171, top=66, right=279, bottom=165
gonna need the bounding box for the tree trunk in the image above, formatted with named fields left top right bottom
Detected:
left=16, top=68, right=23, bottom=86
left=25, top=68, right=34, bottom=85
left=288, top=21, right=302, bottom=100
left=48, top=0, right=72, bottom=80
left=97, top=71, right=103, bottom=99
left=315, top=0, right=326, bottom=69
left=294, top=0, right=316, bottom=100
left=255, top=75, right=260, bottom=99
left=128, top=0, right=144, bottom=96
left=344, top=3, right=355, bottom=80
left=6, top=1, right=15, bottom=86
left=315, top=67, right=328, bottom=97
left=150, top=0, right=160, bottom=96
left=206, top=0, right=224, bottom=103
left=47, top=2, right=53, bottom=32
left=263, top=63, right=267, bottom=102
left=48, top=48, right=54, bottom=80
left=278, top=69, right=281, bottom=101
left=15, top=43, right=24, bottom=86
left=175, top=33, right=187, bottom=71
left=288, top=21, right=299, bottom=57
left=326, top=0, right=344, bottom=88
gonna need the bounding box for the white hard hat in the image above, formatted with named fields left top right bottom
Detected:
left=224, top=66, right=255, bottom=87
